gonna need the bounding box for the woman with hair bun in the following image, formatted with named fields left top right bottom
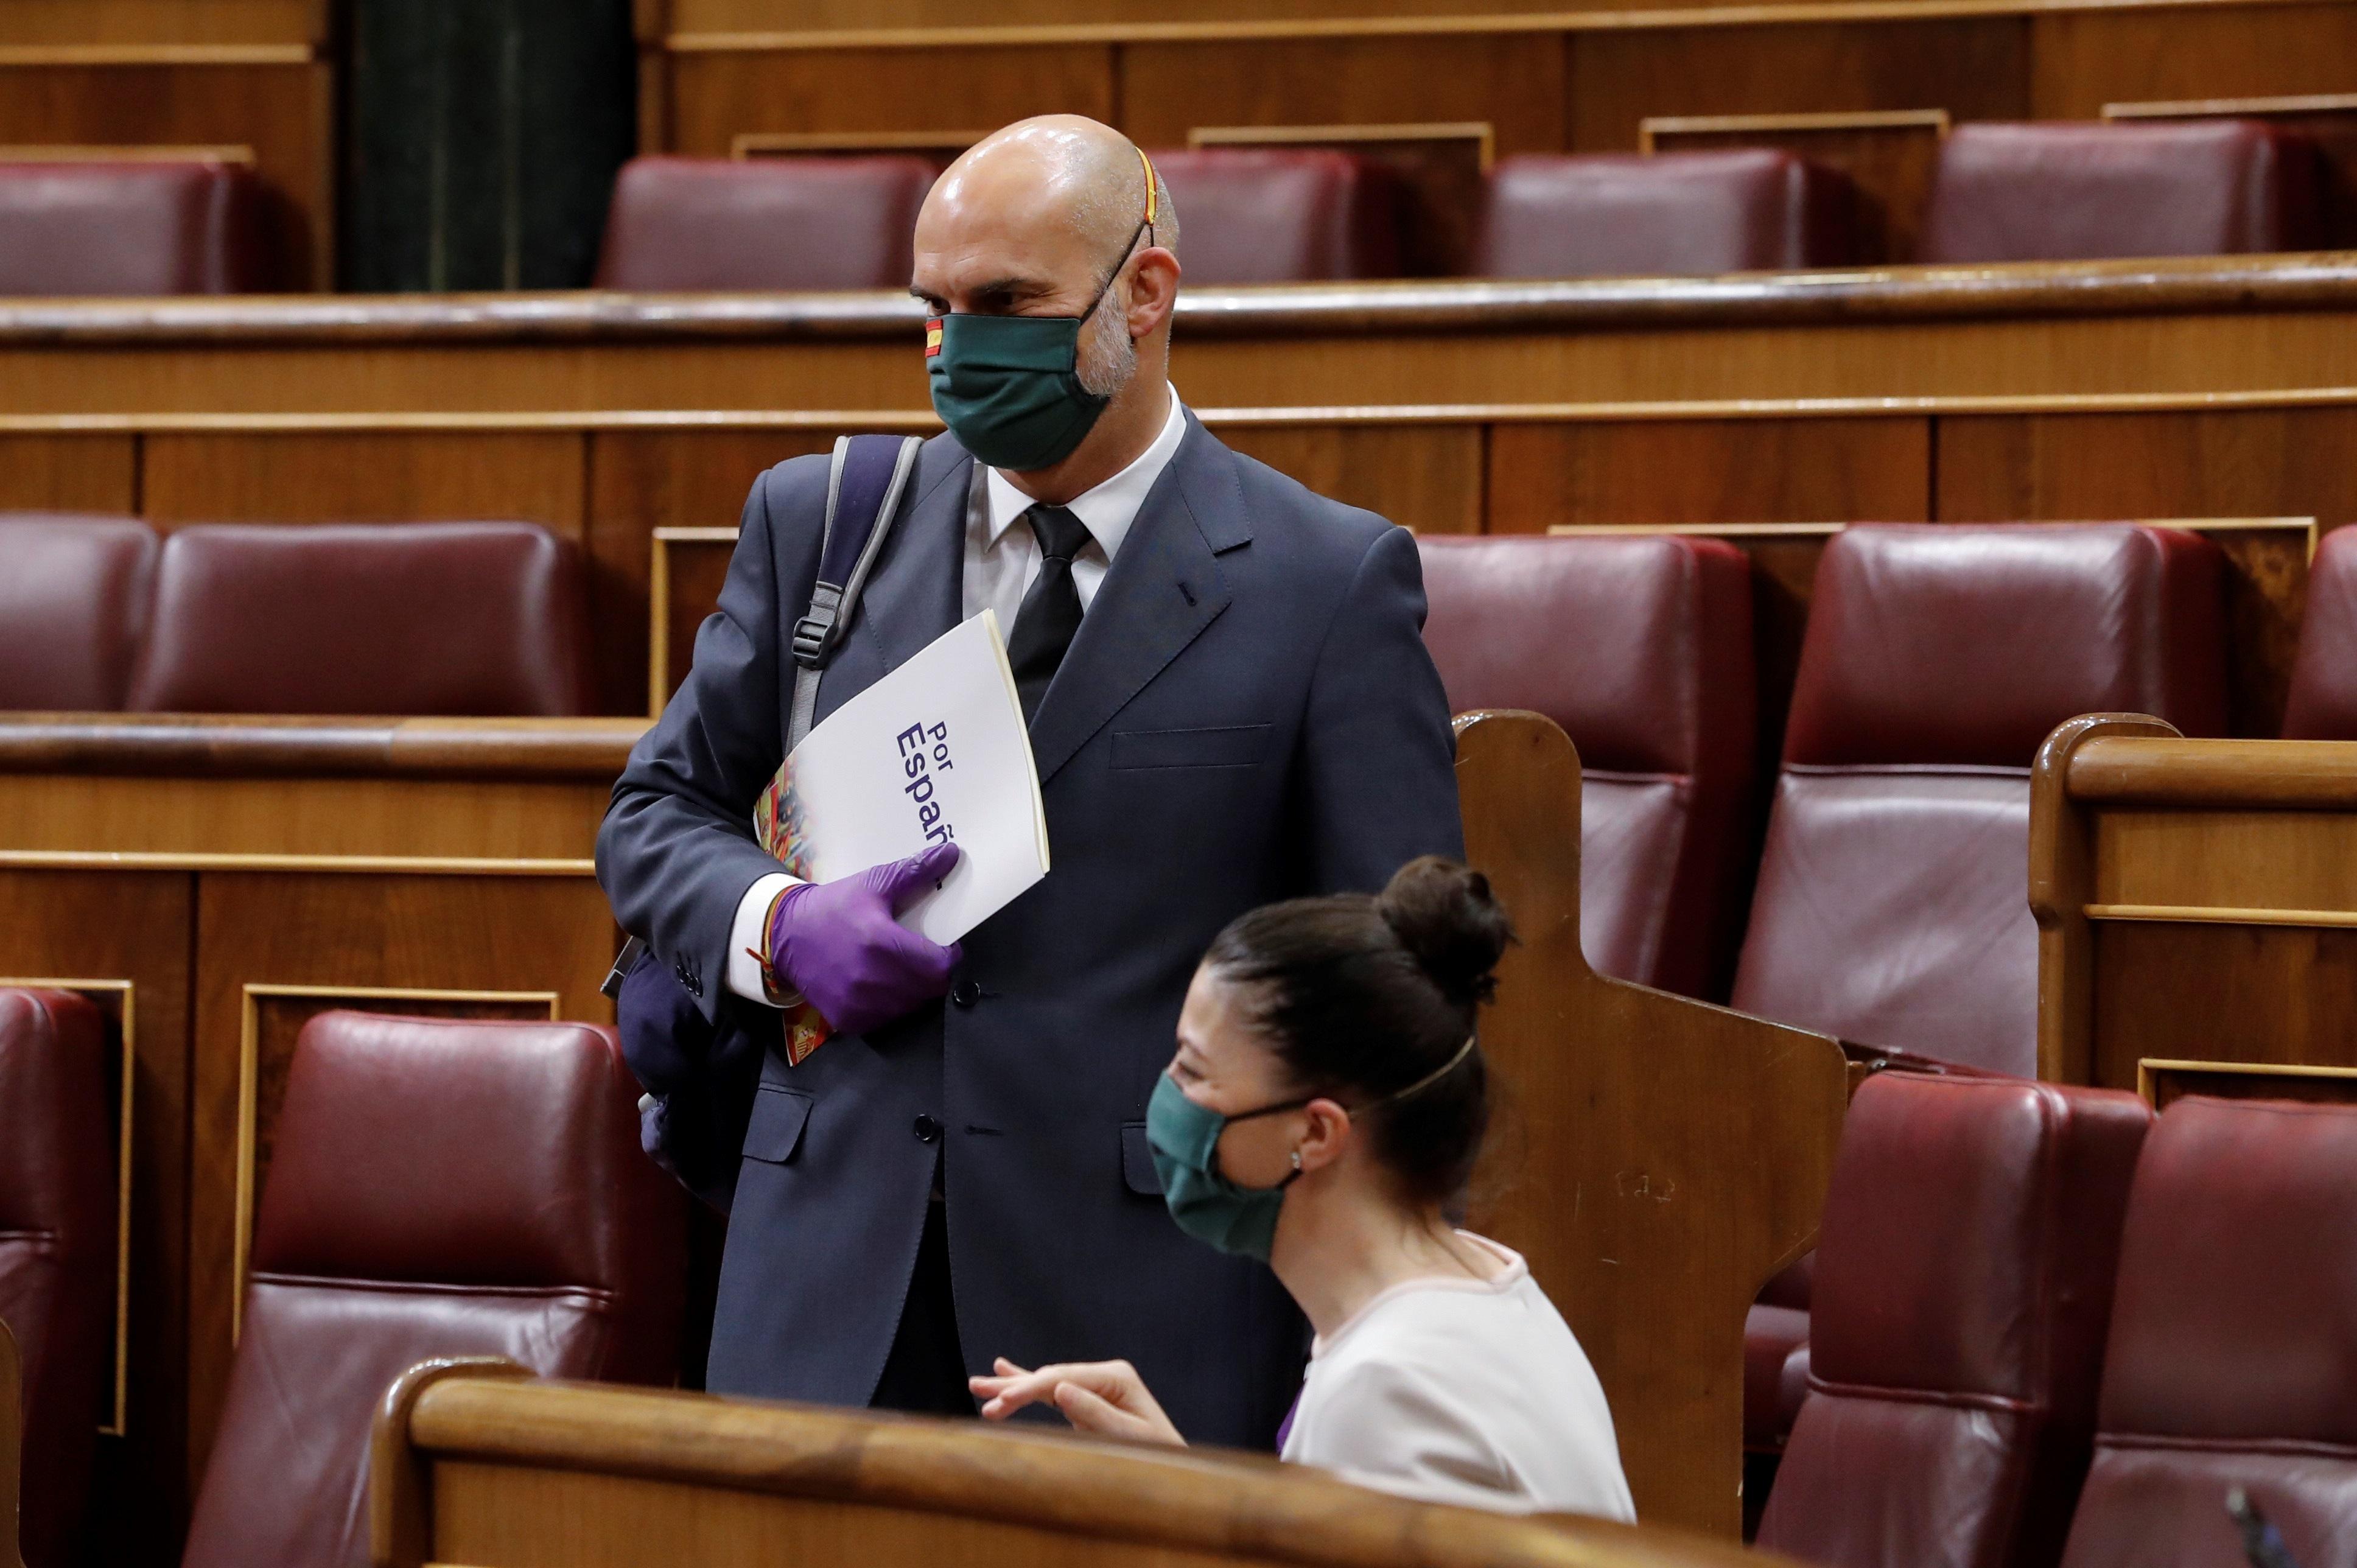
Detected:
left=973, top=856, right=1635, bottom=1521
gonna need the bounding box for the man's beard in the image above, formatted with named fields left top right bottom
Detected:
left=1076, top=306, right=1136, bottom=400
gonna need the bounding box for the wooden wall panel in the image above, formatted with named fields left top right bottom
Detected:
left=1567, top=18, right=2027, bottom=152
left=588, top=429, right=836, bottom=716
left=1120, top=36, right=1567, bottom=156
left=0, top=1, right=322, bottom=45
left=1217, top=423, right=1484, bottom=534
left=183, top=870, right=618, bottom=1490
left=0, top=870, right=195, bottom=1567
left=2029, top=2, right=2357, bottom=119
left=141, top=432, right=590, bottom=534
left=666, top=46, right=1115, bottom=156
left=2090, top=922, right=2357, bottom=1091
left=1487, top=417, right=1931, bottom=533
left=0, top=59, right=332, bottom=289
left=0, top=434, right=137, bottom=513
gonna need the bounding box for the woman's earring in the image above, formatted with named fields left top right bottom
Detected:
left=1289, top=1149, right=1303, bottom=1172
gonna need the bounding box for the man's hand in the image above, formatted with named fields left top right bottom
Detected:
left=768, top=843, right=962, bottom=1036
left=969, top=1356, right=1187, bottom=1446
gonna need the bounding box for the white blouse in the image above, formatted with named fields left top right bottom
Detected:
left=1278, top=1233, right=1636, bottom=1521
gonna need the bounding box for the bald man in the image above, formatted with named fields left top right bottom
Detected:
left=597, top=116, right=1462, bottom=1447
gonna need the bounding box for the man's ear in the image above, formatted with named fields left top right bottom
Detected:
left=1295, top=1097, right=1353, bottom=1176
left=1124, top=247, right=1180, bottom=340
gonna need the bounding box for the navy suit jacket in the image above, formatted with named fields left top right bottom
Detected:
left=595, top=415, right=1463, bottom=1449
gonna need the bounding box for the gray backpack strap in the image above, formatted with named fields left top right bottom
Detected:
left=787, top=433, right=924, bottom=749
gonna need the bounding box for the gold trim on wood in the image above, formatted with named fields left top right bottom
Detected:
left=2086, top=903, right=2357, bottom=928
left=1189, top=121, right=1497, bottom=173
left=0, top=977, right=132, bottom=1435
left=231, top=985, right=563, bottom=1342
left=1640, top=107, right=1950, bottom=152
left=2106, top=92, right=2357, bottom=121
left=0, top=43, right=315, bottom=66
left=0, top=852, right=595, bottom=875
left=0, top=142, right=255, bottom=166
left=2137, top=1056, right=2357, bottom=1106
left=730, top=128, right=984, bottom=159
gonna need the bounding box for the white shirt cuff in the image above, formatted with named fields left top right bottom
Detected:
left=726, top=872, right=799, bottom=1006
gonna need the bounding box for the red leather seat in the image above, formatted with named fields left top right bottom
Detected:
left=1916, top=121, right=2322, bottom=264
left=1150, top=149, right=1404, bottom=282
left=0, top=990, right=116, bottom=1568
left=0, top=513, right=157, bottom=711
left=2059, top=1097, right=2357, bottom=1568
left=1418, top=534, right=1754, bottom=998
left=1732, top=525, right=2228, bottom=1073
left=1759, top=1073, right=2152, bottom=1568
left=594, top=154, right=934, bottom=291
left=180, top=1012, right=685, bottom=1568
left=128, top=522, right=592, bottom=716
left=1477, top=150, right=1861, bottom=278
left=2282, top=526, right=2357, bottom=738
left=1731, top=524, right=2225, bottom=1457
left=0, top=159, right=270, bottom=295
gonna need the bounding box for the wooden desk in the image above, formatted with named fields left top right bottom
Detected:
left=370, top=1360, right=1782, bottom=1568
left=2032, top=716, right=2357, bottom=1088
left=0, top=714, right=642, bottom=1564
left=1451, top=711, right=1846, bottom=1535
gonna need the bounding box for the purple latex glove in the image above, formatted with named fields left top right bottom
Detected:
left=769, top=842, right=962, bottom=1035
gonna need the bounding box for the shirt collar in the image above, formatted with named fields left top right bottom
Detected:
left=981, top=385, right=1188, bottom=561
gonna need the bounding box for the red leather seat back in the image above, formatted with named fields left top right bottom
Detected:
left=1732, top=525, right=2228, bottom=1071
left=0, top=160, right=269, bottom=294
left=1917, top=121, right=2323, bottom=264
left=0, top=990, right=116, bottom=1568
left=128, top=522, right=592, bottom=716
left=1477, top=150, right=1860, bottom=278
left=1418, top=534, right=1754, bottom=996
left=1759, top=1073, right=2152, bottom=1568
left=1150, top=149, right=1404, bottom=282
left=2061, top=1097, right=2357, bottom=1568
left=594, top=154, right=934, bottom=291
left=180, top=1012, right=685, bottom=1568
left=0, top=513, right=157, bottom=710
left=2282, top=526, right=2357, bottom=738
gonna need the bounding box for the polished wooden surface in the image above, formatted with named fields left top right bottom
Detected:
left=2137, top=1056, right=2357, bottom=1110
left=2032, top=721, right=2357, bottom=1089
left=0, top=717, right=637, bottom=1549
left=1453, top=711, right=1846, bottom=1535
left=371, top=1360, right=1783, bottom=1568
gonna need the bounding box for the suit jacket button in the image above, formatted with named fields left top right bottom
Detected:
left=914, top=1114, right=943, bottom=1144
left=950, top=979, right=980, bottom=1008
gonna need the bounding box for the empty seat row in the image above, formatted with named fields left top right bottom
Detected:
left=0, top=515, right=591, bottom=716
left=1759, top=1071, right=2357, bottom=1568
left=0, top=159, right=275, bottom=296
left=597, top=121, right=2323, bottom=293
left=0, top=993, right=684, bottom=1568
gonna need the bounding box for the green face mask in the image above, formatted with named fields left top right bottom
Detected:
left=1146, top=1070, right=1308, bottom=1262
left=923, top=215, right=1147, bottom=472
left=1146, top=1034, right=1480, bottom=1263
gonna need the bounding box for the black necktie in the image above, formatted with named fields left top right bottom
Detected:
left=1007, top=504, right=1091, bottom=724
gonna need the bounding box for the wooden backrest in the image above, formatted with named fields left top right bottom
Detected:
left=1451, top=711, right=1847, bottom=1534
left=368, top=1360, right=1786, bottom=1568
left=2031, top=716, right=2357, bottom=1088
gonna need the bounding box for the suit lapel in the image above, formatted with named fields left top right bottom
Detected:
left=833, top=433, right=967, bottom=703
left=1028, top=416, right=1252, bottom=785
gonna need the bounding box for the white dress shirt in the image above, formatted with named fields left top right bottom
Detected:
left=725, top=387, right=1191, bottom=1004
left=1281, top=1233, right=1637, bottom=1520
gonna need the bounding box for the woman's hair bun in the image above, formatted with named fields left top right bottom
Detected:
left=1376, top=856, right=1515, bottom=1006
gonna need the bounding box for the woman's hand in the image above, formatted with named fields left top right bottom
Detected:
left=968, top=1357, right=1186, bottom=1446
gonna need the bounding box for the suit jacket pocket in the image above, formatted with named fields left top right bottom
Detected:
left=1110, top=724, right=1272, bottom=771
left=1121, top=1121, right=1163, bottom=1195
left=743, top=1085, right=814, bottom=1164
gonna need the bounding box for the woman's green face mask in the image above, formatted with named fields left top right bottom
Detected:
left=1145, top=1071, right=1308, bottom=1263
